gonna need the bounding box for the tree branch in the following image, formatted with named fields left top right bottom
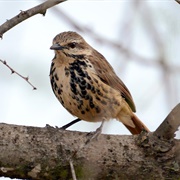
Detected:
left=0, top=104, right=179, bottom=179
left=154, top=103, right=180, bottom=140
left=0, top=59, right=37, bottom=90
left=0, top=0, right=67, bottom=38
left=137, top=104, right=180, bottom=160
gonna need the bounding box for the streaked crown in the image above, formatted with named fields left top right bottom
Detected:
left=50, top=31, right=92, bottom=56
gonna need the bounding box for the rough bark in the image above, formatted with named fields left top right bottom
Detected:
left=0, top=104, right=179, bottom=179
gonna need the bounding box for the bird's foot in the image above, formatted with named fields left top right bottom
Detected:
left=85, top=120, right=105, bottom=145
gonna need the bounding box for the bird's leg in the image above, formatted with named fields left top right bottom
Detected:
left=60, top=118, right=81, bottom=130
left=85, top=119, right=105, bottom=145
left=94, top=119, right=105, bottom=135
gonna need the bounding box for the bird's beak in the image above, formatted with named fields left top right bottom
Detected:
left=50, top=44, right=65, bottom=50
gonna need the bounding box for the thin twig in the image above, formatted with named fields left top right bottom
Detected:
left=69, top=159, right=77, bottom=180
left=0, top=59, right=36, bottom=90
left=0, top=0, right=67, bottom=38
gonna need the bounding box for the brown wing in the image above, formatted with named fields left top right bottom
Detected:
left=90, top=49, right=136, bottom=112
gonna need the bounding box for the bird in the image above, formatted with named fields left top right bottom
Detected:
left=50, top=31, right=150, bottom=135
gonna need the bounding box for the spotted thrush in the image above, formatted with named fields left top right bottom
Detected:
left=50, top=31, right=149, bottom=135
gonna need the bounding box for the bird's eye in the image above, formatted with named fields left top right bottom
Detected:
left=68, top=42, right=76, bottom=49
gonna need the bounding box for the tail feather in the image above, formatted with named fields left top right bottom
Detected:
left=124, top=114, right=150, bottom=135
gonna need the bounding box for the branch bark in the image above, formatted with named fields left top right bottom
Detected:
left=154, top=103, right=180, bottom=140
left=0, top=104, right=179, bottom=179
left=0, top=0, right=67, bottom=38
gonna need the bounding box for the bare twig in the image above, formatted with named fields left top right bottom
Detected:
left=0, top=59, right=36, bottom=90
left=154, top=103, right=180, bottom=140
left=0, top=0, right=67, bottom=38
left=69, top=159, right=77, bottom=180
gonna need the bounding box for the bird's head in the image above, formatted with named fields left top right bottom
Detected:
left=50, top=31, right=92, bottom=57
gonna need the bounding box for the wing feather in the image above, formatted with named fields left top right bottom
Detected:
left=90, top=49, right=136, bottom=112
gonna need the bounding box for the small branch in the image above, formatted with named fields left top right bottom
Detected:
left=0, top=0, right=67, bottom=38
left=175, top=0, right=180, bottom=5
left=154, top=103, right=180, bottom=140
left=0, top=59, right=36, bottom=90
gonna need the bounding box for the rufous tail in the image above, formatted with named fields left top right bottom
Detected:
left=124, top=114, right=150, bottom=135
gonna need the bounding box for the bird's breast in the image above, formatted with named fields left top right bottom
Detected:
left=50, top=58, right=123, bottom=122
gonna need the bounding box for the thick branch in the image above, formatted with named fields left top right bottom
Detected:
left=0, top=122, right=179, bottom=179
left=0, top=0, right=67, bottom=37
